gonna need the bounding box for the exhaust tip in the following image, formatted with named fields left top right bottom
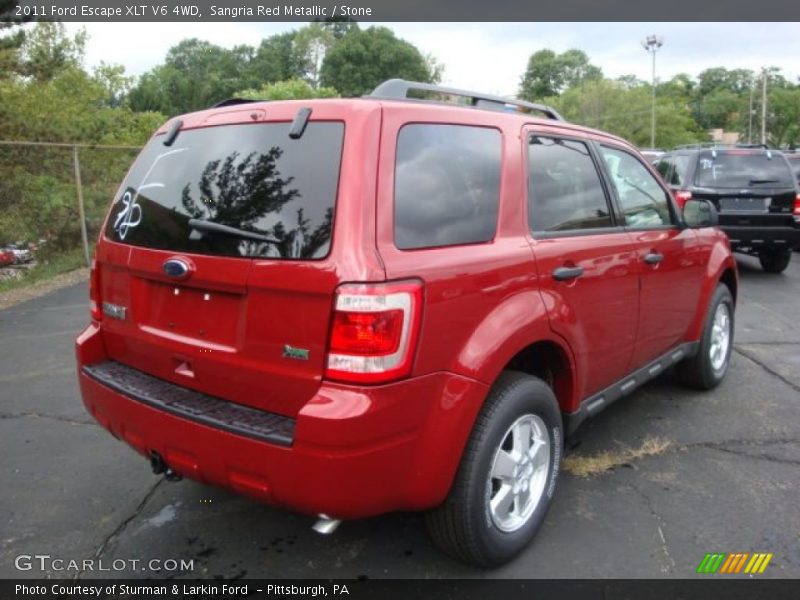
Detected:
left=149, top=451, right=166, bottom=475
left=149, top=451, right=183, bottom=482
left=312, top=514, right=341, bottom=535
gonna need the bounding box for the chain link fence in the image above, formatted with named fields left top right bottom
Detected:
left=0, top=140, right=141, bottom=267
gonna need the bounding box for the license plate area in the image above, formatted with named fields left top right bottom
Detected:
left=138, top=279, right=243, bottom=347
left=719, top=197, right=769, bottom=213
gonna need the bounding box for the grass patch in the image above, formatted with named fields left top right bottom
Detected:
left=564, top=437, right=672, bottom=478
left=0, top=248, right=87, bottom=295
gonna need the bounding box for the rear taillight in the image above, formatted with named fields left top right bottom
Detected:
left=325, top=280, right=423, bottom=384
left=89, top=259, right=102, bottom=322
left=793, top=193, right=800, bottom=216
left=675, top=190, right=692, bottom=209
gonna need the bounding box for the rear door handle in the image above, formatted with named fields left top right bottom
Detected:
left=644, top=252, right=664, bottom=265
left=553, top=266, right=584, bottom=281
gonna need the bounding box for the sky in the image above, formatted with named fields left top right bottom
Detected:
left=63, top=22, right=800, bottom=96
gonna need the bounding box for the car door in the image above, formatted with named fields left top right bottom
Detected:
left=596, top=143, right=706, bottom=368
left=525, top=130, right=640, bottom=401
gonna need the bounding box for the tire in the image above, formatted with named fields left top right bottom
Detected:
left=758, top=248, right=791, bottom=273
left=425, top=371, right=562, bottom=567
left=676, top=284, right=734, bottom=390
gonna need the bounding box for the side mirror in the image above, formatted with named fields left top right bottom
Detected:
left=683, top=199, right=718, bottom=228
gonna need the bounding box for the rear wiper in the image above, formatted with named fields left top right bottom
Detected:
left=748, top=179, right=779, bottom=184
left=188, top=219, right=280, bottom=244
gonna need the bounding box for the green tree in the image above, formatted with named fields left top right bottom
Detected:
left=0, top=33, right=164, bottom=250
left=768, top=86, right=800, bottom=147
left=0, top=0, right=28, bottom=78
left=693, top=88, right=742, bottom=130
left=19, top=22, right=87, bottom=82
left=293, top=23, right=336, bottom=88
left=519, top=49, right=602, bottom=100
left=315, top=17, right=359, bottom=40
left=319, top=26, right=439, bottom=97
left=128, top=38, right=249, bottom=115
left=237, top=78, right=338, bottom=100
left=696, top=67, right=754, bottom=97
left=551, top=78, right=705, bottom=148
left=247, top=31, right=304, bottom=86
left=93, top=61, right=134, bottom=108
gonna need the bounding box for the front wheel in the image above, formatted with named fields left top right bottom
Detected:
left=676, top=284, right=734, bottom=390
left=425, top=372, right=562, bottom=567
left=758, top=248, right=791, bottom=273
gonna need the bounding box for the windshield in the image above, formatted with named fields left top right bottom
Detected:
left=104, top=121, right=344, bottom=259
left=693, top=151, right=794, bottom=189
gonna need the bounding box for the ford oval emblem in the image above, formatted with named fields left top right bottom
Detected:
left=163, top=258, right=190, bottom=278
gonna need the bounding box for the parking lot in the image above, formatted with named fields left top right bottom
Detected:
left=1, top=254, right=799, bottom=579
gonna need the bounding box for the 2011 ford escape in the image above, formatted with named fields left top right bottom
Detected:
left=76, top=79, right=738, bottom=567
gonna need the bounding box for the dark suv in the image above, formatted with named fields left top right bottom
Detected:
left=76, top=80, right=737, bottom=567
left=655, top=145, right=800, bottom=272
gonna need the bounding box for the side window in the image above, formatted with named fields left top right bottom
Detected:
left=394, top=124, right=501, bottom=250
left=528, top=136, right=613, bottom=232
left=655, top=157, right=672, bottom=179
left=599, top=145, right=674, bottom=228
left=671, top=154, right=691, bottom=186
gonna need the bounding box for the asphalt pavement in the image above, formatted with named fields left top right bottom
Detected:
left=1, top=254, right=798, bottom=579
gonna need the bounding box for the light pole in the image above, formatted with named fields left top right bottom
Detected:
left=641, top=35, right=664, bottom=149
left=760, top=67, right=768, bottom=146
left=748, top=75, right=754, bottom=144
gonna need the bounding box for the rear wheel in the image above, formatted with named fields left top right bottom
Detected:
left=425, top=371, right=562, bottom=567
left=758, top=248, right=791, bottom=273
left=677, top=284, right=734, bottom=390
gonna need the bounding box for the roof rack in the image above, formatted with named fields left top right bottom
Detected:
left=210, top=98, right=261, bottom=109
left=674, top=142, right=772, bottom=150
left=367, top=79, right=565, bottom=121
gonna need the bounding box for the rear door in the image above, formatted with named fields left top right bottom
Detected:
left=525, top=129, right=639, bottom=400
left=596, top=143, right=706, bottom=367
left=97, top=103, right=381, bottom=417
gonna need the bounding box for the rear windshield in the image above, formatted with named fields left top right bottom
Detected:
left=693, top=151, right=794, bottom=189
left=104, top=121, right=344, bottom=259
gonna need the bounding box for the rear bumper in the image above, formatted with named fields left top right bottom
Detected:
left=721, top=225, right=800, bottom=249
left=75, top=324, right=488, bottom=519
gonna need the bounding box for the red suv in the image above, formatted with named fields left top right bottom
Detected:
left=76, top=80, right=737, bottom=567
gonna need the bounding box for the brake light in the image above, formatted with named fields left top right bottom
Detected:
left=794, top=194, right=800, bottom=216
left=89, top=259, right=102, bottom=322
left=325, top=280, right=423, bottom=384
left=675, top=190, right=692, bottom=209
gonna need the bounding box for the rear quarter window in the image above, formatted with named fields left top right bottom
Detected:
left=394, top=124, right=501, bottom=250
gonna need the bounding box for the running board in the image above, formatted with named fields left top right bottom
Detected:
left=562, top=342, right=699, bottom=436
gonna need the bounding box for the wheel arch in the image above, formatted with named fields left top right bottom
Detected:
left=685, top=241, right=738, bottom=341
left=450, top=289, right=579, bottom=413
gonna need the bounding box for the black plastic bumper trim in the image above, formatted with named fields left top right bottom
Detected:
left=720, top=225, right=800, bottom=248
left=562, top=341, right=699, bottom=436
left=83, top=361, right=295, bottom=446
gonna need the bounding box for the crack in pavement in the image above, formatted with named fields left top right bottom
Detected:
left=628, top=483, right=675, bottom=574
left=74, top=478, right=164, bottom=581
left=567, top=436, right=800, bottom=478
left=0, top=411, right=94, bottom=427
left=702, top=444, right=800, bottom=467
left=0, top=366, right=74, bottom=384
left=684, top=436, right=800, bottom=451
left=733, top=346, right=800, bottom=393
left=738, top=341, right=800, bottom=346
